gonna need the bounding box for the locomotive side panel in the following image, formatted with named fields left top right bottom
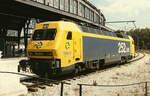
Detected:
left=82, top=36, right=105, bottom=61
left=82, top=36, right=130, bottom=64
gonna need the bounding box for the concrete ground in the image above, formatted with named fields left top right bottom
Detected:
left=0, top=57, right=28, bottom=96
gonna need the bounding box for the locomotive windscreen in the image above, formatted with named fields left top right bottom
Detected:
left=32, top=29, right=56, bottom=40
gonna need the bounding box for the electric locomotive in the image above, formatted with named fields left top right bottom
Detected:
left=19, top=21, right=135, bottom=77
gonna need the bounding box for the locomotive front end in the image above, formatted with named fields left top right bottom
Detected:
left=26, top=22, right=62, bottom=77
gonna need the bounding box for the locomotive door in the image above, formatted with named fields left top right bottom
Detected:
left=64, top=31, right=74, bottom=67
left=73, top=33, right=81, bottom=62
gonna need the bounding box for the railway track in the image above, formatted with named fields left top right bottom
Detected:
left=20, top=75, right=62, bottom=92
left=94, top=52, right=145, bottom=74
left=20, top=52, right=146, bottom=92
left=129, top=52, right=145, bottom=63
left=66, top=52, right=146, bottom=82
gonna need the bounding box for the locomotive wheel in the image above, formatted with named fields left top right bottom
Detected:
left=73, top=66, right=79, bottom=76
left=75, top=67, right=79, bottom=74
left=96, top=63, right=100, bottom=70
left=78, top=66, right=82, bottom=75
left=78, top=66, right=82, bottom=72
left=120, top=57, right=126, bottom=64
left=120, top=59, right=123, bottom=64
left=99, top=60, right=104, bottom=69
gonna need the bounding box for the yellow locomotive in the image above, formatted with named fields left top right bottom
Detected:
left=19, top=21, right=135, bottom=77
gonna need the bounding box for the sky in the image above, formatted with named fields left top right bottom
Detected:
left=89, top=0, right=150, bottom=30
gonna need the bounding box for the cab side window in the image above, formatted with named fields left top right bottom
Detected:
left=67, top=32, right=72, bottom=40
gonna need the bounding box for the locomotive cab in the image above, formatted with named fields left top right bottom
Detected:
left=27, top=23, right=58, bottom=59
left=128, top=36, right=135, bottom=58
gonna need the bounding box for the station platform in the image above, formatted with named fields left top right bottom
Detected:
left=0, top=57, right=28, bottom=96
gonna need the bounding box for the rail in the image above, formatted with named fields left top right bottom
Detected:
left=128, top=52, right=145, bottom=63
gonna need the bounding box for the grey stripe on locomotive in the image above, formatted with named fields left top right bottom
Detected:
left=82, top=36, right=130, bottom=64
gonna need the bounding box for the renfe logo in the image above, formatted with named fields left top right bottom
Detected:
left=65, top=42, right=70, bottom=50
left=35, top=42, right=43, bottom=49
left=118, top=42, right=129, bottom=53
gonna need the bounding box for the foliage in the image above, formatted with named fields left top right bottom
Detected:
left=126, top=28, right=150, bottom=49
left=115, top=30, right=126, bottom=34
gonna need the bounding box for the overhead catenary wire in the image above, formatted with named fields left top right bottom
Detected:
left=106, top=20, right=136, bottom=31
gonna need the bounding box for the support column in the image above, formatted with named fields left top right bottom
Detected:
left=1, top=28, right=7, bottom=58
left=17, top=27, right=22, bottom=50
left=24, top=18, right=31, bottom=56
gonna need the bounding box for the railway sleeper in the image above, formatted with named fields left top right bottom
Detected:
left=28, top=87, right=38, bottom=92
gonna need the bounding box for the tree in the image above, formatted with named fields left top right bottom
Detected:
left=126, top=28, right=150, bottom=49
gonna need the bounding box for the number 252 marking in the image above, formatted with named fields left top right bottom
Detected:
left=118, top=42, right=129, bottom=53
